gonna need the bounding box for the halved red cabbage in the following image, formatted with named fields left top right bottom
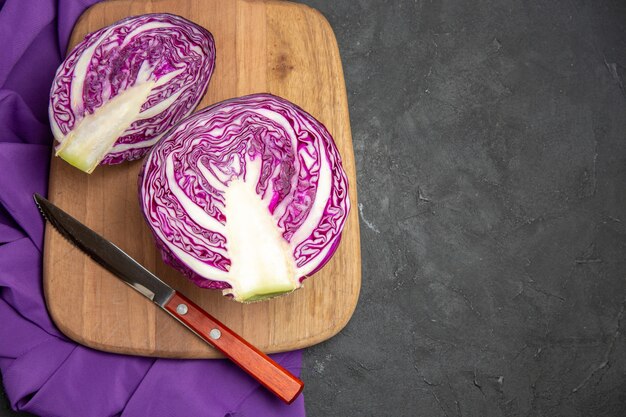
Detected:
left=49, top=13, right=215, bottom=173
left=139, top=94, right=350, bottom=302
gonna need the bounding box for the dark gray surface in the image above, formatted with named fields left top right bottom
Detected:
left=3, top=0, right=626, bottom=416
left=299, top=0, right=626, bottom=416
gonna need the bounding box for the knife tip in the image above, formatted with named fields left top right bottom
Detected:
left=33, top=193, right=47, bottom=220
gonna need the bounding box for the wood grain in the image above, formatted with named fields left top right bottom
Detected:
left=43, top=0, right=361, bottom=358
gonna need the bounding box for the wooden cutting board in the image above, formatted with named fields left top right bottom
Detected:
left=43, top=0, right=360, bottom=358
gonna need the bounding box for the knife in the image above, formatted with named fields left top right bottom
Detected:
left=34, top=193, right=304, bottom=404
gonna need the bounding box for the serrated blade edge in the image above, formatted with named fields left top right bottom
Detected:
left=34, top=193, right=175, bottom=306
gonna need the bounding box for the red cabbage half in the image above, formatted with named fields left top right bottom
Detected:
left=139, top=94, right=350, bottom=302
left=49, top=13, right=215, bottom=173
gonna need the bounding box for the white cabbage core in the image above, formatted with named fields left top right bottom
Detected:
left=56, top=81, right=155, bottom=173
left=222, top=175, right=299, bottom=301
left=161, top=154, right=301, bottom=302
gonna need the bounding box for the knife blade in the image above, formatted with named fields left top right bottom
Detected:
left=34, top=193, right=304, bottom=404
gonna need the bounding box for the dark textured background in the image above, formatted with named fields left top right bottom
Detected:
left=3, top=0, right=626, bottom=416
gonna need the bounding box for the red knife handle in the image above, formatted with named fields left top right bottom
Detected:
left=164, top=292, right=304, bottom=404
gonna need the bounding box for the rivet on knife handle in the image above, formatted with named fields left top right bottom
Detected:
left=164, top=292, right=304, bottom=404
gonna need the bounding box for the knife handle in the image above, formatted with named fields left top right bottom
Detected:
left=164, top=292, right=304, bottom=404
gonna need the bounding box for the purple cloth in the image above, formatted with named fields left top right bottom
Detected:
left=0, top=1, right=305, bottom=416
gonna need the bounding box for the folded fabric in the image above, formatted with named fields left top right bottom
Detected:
left=0, top=1, right=305, bottom=416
